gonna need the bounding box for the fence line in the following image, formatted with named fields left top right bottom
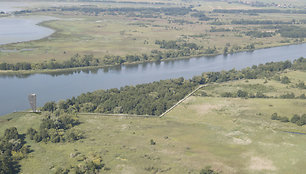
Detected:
left=159, top=85, right=206, bottom=118
left=79, top=112, right=157, bottom=118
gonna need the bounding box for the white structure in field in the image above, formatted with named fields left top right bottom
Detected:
left=28, top=94, right=37, bottom=112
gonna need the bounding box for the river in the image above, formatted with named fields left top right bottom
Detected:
left=0, top=43, right=305, bottom=116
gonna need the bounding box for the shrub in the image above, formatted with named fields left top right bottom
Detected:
left=291, top=114, right=301, bottom=123
left=237, top=90, right=248, bottom=98
left=150, top=139, right=156, bottom=145
left=280, top=116, right=289, bottom=122
left=271, top=113, right=279, bottom=120
left=281, top=76, right=290, bottom=84
left=200, top=166, right=219, bottom=174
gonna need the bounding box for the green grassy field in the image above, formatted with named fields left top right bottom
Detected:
left=0, top=70, right=305, bottom=173
left=1, top=0, right=306, bottom=64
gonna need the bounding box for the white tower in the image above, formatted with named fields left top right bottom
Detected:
left=28, top=94, right=37, bottom=112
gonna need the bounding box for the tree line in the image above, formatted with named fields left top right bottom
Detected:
left=155, top=40, right=202, bottom=50
left=231, top=19, right=291, bottom=25
left=277, top=26, right=306, bottom=38
left=0, top=44, right=217, bottom=71
left=60, top=7, right=193, bottom=17
left=213, top=9, right=306, bottom=14
left=41, top=57, right=305, bottom=116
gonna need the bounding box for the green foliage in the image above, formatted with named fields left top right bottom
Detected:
left=223, top=47, right=228, bottom=55
left=291, top=114, right=300, bottom=123
left=71, top=154, right=105, bottom=174
left=280, top=92, right=295, bottom=99
left=273, top=113, right=305, bottom=126
left=213, top=9, right=306, bottom=14
left=150, top=139, right=156, bottom=145
left=3, top=127, right=19, bottom=140
left=245, top=31, right=274, bottom=38
left=280, top=116, right=289, bottom=122
left=237, top=90, right=248, bottom=98
left=42, top=101, right=57, bottom=112
left=296, top=81, right=306, bottom=89
left=200, top=166, right=219, bottom=174
left=40, top=58, right=304, bottom=116
left=27, top=113, right=82, bottom=143
left=155, top=40, right=202, bottom=50
left=26, top=128, right=37, bottom=140
left=0, top=127, right=30, bottom=174
left=231, top=19, right=290, bottom=25
left=191, top=12, right=212, bottom=21
left=59, top=7, right=192, bottom=17
left=55, top=167, right=69, bottom=174
left=281, top=76, right=291, bottom=84
left=0, top=153, right=16, bottom=174
left=271, top=113, right=279, bottom=120
left=221, top=92, right=233, bottom=98
left=277, top=26, right=306, bottom=38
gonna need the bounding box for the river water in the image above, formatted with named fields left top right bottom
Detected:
left=0, top=43, right=305, bottom=116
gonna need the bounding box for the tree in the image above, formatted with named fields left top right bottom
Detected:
left=0, top=153, right=16, bottom=174
left=42, top=101, right=57, bottom=112
left=291, top=114, right=300, bottom=123
left=223, top=47, right=228, bottom=55
left=237, top=90, right=248, bottom=98
left=281, top=76, right=290, bottom=84
left=4, top=127, right=19, bottom=140
left=300, top=114, right=306, bottom=125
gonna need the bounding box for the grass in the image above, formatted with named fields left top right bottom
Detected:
left=0, top=70, right=305, bottom=173
left=199, top=70, right=306, bottom=98
left=1, top=1, right=306, bottom=65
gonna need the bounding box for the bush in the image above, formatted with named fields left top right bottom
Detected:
left=280, top=116, right=289, bottom=122
left=221, top=92, right=233, bottom=97
left=291, top=114, right=301, bottom=123
left=280, top=92, right=295, bottom=99
left=150, top=139, right=156, bottom=145
left=26, top=128, right=37, bottom=140
left=271, top=113, right=279, bottom=120
left=200, top=166, right=219, bottom=174
left=237, top=90, right=248, bottom=98
left=281, top=76, right=290, bottom=84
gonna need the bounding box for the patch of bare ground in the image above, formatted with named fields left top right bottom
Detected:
left=249, top=156, right=276, bottom=171
left=225, top=131, right=252, bottom=145
left=191, top=104, right=220, bottom=115
left=232, top=137, right=252, bottom=145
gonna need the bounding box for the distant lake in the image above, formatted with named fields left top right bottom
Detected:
left=0, top=16, right=56, bottom=45
left=0, top=43, right=305, bottom=116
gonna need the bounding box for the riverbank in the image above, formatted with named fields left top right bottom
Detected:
left=1, top=42, right=305, bottom=76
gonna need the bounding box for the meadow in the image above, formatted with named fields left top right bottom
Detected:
left=1, top=70, right=305, bottom=173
